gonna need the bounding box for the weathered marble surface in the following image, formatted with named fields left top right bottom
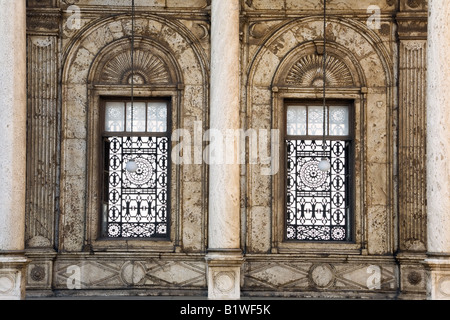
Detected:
left=425, top=0, right=450, bottom=300
left=0, top=0, right=28, bottom=300
left=21, top=0, right=433, bottom=300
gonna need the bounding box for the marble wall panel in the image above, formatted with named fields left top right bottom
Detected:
left=243, top=258, right=398, bottom=295
left=59, top=13, right=208, bottom=254
left=53, top=256, right=206, bottom=290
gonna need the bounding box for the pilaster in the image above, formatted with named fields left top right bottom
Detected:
left=395, top=0, right=428, bottom=299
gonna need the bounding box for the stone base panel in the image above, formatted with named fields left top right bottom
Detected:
left=425, top=258, right=450, bottom=300
left=0, top=255, right=29, bottom=300
left=24, top=253, right=425, bottom=299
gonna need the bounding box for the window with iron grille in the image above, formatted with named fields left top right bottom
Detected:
left=101, top=99, right=170, bottom=239
left=285, top=101, right=353, bottom=242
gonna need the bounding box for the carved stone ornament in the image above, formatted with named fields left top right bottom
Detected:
left=407, top=271, right=422, bottom=286
left=309, top=264, right=336, bottom=289
left=213, top=271, right=236, bottom=294
left=286, top=53, right=354, bottom=87
left=386, top=0, right=396, bottom=6
left=30, top=265, right=46, bottom=282
left=100, top=49, right=171, bottom=85
left=26, top=12, right=60, bottom=32
left=27, top=0, right=56, bottom=8
left=407, top=0, right=423, bottom=8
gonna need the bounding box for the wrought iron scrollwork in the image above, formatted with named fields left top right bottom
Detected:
left=105, top=136, right=169, bottom=238
left=286, top=139, right=349, bottom=241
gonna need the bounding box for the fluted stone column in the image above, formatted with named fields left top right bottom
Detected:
left=0, top=0, right=28, bottom=300
left=206, top=0, right=243, bottom=300
left=425, top=0, right=450, bottom=300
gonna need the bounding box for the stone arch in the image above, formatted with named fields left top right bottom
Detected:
left=247, top=16, right=393, bottom=88
left=272, top=40, right=365, bottom=89
left=88, top=37, right=181, bottom=86
left=62, top=13, right=208, bottom=87
left=59, top=14, right=209, bottom=252
left=244, top=16, right=395, bottom=255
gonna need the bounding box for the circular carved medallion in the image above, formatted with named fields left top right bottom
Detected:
left=30, top=265, right=46, bottom=282
left=120, top=261, right=146, bottom=286
left=407, top=271, right=422, bottom=286
left=0, top=275, right=15, bottom=294
left=309, top=264, right=335, bottom=289
left=214, top=272, right=235, bottom=294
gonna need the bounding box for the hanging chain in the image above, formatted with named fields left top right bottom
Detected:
left=131, top=0, right=135, bottom=133
left=322, top=0, right=327, bottom=151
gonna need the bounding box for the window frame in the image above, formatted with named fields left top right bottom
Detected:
left=98, top=97, right=172, bottom=241
left=282, top=99, right=356, bottom=244
left=271, top=97, right=358, bottom=250
left=284, top=101, right=354, bottom=141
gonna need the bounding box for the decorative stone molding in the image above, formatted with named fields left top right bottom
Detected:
left=0, top=256, right=29, bottom=300
left=25, top=252, right=55, bottom=291
left=243, top=258, right=398, bottom=296
left=396, top=12, right=427, bottom=40
left=27, top=10, right=60, bottom=34
left=404, top=0, right=427, bottom=10
left=285, top=53, right=354, bottom=87
left=396, top=253, right=427, bottom=298
left=27, top=0, right=57, bottom=8
left=53, top=256, right=206, bottom=290
left=425, top=258, right=450, bottom=300
left=96, top=43, right=173, bottom=85
left=206, top=251, right=244, bottom=300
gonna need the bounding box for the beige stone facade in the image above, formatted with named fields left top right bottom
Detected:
left=1, top=0, right=448, bottom=300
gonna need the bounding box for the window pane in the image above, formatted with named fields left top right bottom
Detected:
left=286, top=105, right=307, bottom=135
left=104, top=136, right=169, bottom=238
left=105, top=102, right=125, bottom=132
left=126, top=102, right=146, bottom=132
left=147, top=102, right=168, bottom=133
left=329, top=106, right=349, bottom=136
left=286, top=139, right=349, bottom=241
left=308, top=106, right=328, bottom=136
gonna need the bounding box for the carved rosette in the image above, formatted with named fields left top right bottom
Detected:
left=100, top=49, right=171, bottom=85
left=285, top=53, right=354, bottom=87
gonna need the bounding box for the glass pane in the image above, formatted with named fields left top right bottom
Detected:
left=308, top=106, right=328, bottom=136
left=147, top=102, right=168, bottom=133
left=329, top=106, right=349, bottom=136
left=105, top=102, right=125, bottom=132
left=104, top=136, right=169, bottom=239
left=286, top=139, right=349, bottom=242
left=286, top=105, right=307, bottom=135
left=126, top=102, right=146, bottom=132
